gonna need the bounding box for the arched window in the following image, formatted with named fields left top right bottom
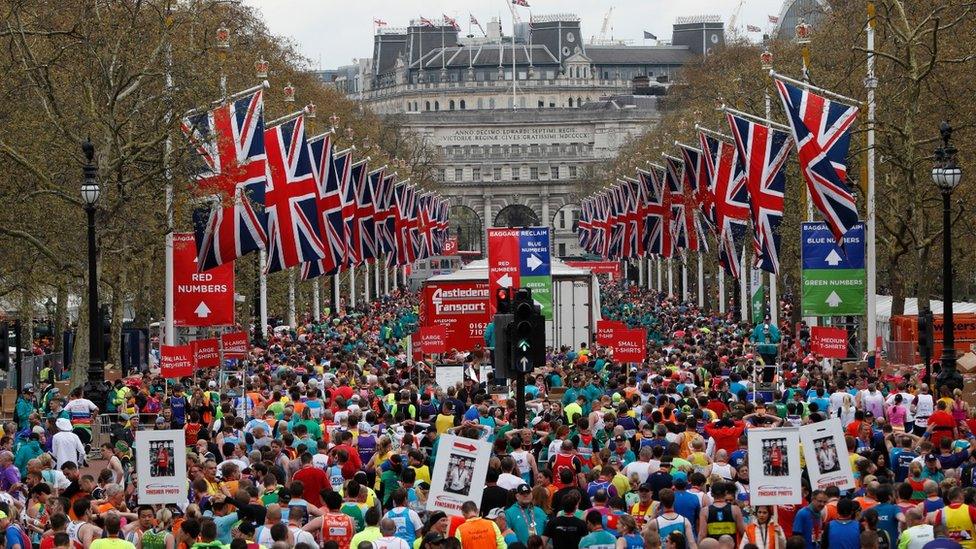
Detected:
left=489, top=98, right=496, bottom=109
left=577, top=97, right=582, bottom=107
left=425, top=101, right=431, bottom=111
left=434, top=101, right=440, bottom=111
left=459, top=99, right=466, bottom=110
left=449, top=100, right=455, bottom=110
left=568, top=98, right=573, bottom=108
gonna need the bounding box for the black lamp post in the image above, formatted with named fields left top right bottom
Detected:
left=933, top=122, right=964, bottom=395
left=81, top=139, right=106, bottom=407
left=44, top=297, right=55, bottom=340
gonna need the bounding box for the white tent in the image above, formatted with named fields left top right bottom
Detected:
left=875, top=294, right=976, bottom=342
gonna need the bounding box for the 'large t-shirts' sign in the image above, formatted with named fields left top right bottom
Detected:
left=160, top=345, right=194, bottom=379
left=192, top=338, right=220, bottom=368
left=597, top=320, right=626, bottom=346
left=613, top=328, right=647, bottom=363
left=220, top=331, right=250, bottom=359
left=810, top=326, right=848, bottom=359
left=417, top=325, right=448, bottom=354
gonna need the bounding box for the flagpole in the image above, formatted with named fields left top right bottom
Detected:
left=288, top=270, right=296, bottom=326
left=638, top=257, right=644, bottom=287
left=312, top=278, right=320, bottom=321
left=383, top=259, right=390, bottom=295
left=740, top=248, right=748, bottom=321
left=697, top=252, right=704, bottom=309
left=719, top=267, right=726, bottom=314
left=374, top=260, right=380, bottom=298
left=719, top=105, right=790, bottom=132
left=163, top=6, right=175, bottom=347
left=668, top=257, right=674, bottom=297
left=866, top=1, right=878, bottom=354
left=333, top=274, right=340, bottom=316
left=681, top=252, right=689, bottom=302
left=764, top=74, right=779, bottom=329
left=350, top=265, right=357, bottom=308
left=259, top=250, right=268, bottom=337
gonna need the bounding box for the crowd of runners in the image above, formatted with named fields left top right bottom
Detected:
left=0, top=278, right=972, bottom=549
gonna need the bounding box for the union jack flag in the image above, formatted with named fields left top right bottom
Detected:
left=302, top=135, right=346, bottom=280
left=373, top=172, right=398, bottom=255
left=638, top=167, right=671, bottom=258
left=628, top=178, right=646, bottom=258
left=701, top=132, right=750, bottom=279
left=594, top=192, right=611, bottom=258
left=391, top=182, right=418, bottom=266
left=726, top=112, right=794, bottom=274
left=442, top=14, right=460, bottom=31
left=419, top=17, right=435, bottom=27
left=677, top=144, right=711, bottom=251
left=343, top=160, right=366, bottom=266
left=182, top=90, right=267, bottom=271
left=578, top=197, right=593, bottom=252
left=434, top=196, right=450, bottom=254
left=775, top=79, right=860, bottom=243
left=263, top=115, right=326, bottom=274
left=664, top=156, right=699, bottom=252
left=357, top=167, right=381, bottom=263
left=416, top=192, right=438, bottom=260
left=606, top=185, right=626, bottom=260
left=512, top=0, right=530, bottom=6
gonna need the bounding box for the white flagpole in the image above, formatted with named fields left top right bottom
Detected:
left=719, top=269, right=726, bottom=314
left=312, top=278, right=320, bottom=321
left=163, top=34, right=174, bottom=347
left=657, top=256, right=662, bottom=292
left=259, top=250, right=268, bottom=336
left=667, top=257, right=674, bottom=297
left=765, top=76, right=779, bottom=329
left=740, top=248, right=748, bottom=321
left=364, top=261, right=371, bottom=302
left=374, top=259, right=380, bottom=298
left=638, top=258, right=644, bottom=287
left=350, top=265, right=357, bottom=308
left=866, top=1, right=878, bottom=354
left=697, top=252, right=704, bottom=309
left=287, top=271, right=296, bottom=326
left=681, top=253, right=689, bottom=302
left=333, top=275, right=340, bottom=315
left=383, top=258, right=390, bottom=295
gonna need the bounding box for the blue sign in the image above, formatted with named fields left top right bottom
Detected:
left=801, top=222, right=865, bottom=270
left=518, top=228, right=551, bottom=275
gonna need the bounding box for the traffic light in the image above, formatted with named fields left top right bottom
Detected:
left=495, top=288, right=512, bottom=314
left=492, top=313, right=513, bottom=380
left=0, top=322, right=8, bottom=371
left=918, top=307, right=934, bottom=357
left=509, top=288, right=545, bottom=373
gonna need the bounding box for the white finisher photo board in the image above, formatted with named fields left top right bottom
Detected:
left=747, top=426, right=803, bottom=505
left=135, top=429, right=188, bottom=505
left=800, top=418, right=856, bottom=491
left=427, top=434, right=491, bottom=516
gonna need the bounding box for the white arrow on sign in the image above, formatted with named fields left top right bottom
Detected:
left=497, top=273, right=513, bottom=287
left=195, top=301, right=212, bottom=318
left=825, top=291, right=843, bottom=307
left=824, top=249, right=843, bottom=267
left=520, top=357, right=529, bottom=370
left=526, top=254, right=543, bottom=271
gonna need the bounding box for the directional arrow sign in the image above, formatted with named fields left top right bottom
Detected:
left=825, top=250, right=843, bottom=267
left=487, top=228, right=521, bottom=316
left=802, top=269, right=865, bottom=316
left=173, top=233, right=235, bottom=327
left=518, top=228, right=552, bottom=319
left=497, top=273, right=513, bottom=287
left=519, top=357, right=530, bottom=370
left=195, top=302, right=212, bottom=318
left=526, top=254, right=543, bottom=271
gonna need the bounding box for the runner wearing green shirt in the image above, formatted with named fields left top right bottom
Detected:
left=579, top=509, right=617, bottom=548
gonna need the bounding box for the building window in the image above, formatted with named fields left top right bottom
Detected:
left=538, top=99, right=544, bottom=108
left=472, top=167, right=481, bottom=181
left=489, top=98, right=496, bottom=109
left=493, top=167, right=502, bottom=181
left=558, top=243, right=566, bottom=256
left=455, top=168, right=463, bottom=181
left=577, top=97, right=582, bottom=107
left=449, top=100, right=455, bottom=110
left=438, top=169, right=445, bottom=182
left=549, top=98, right=556, bottom=108
left=477, top=98, right=483, bottom=109
left=568, top=98, right=573, bottom=108
left=460, top=99, right=466, bottom=110
left=425, top=101, right=431, bottom=111
left=569, top=165, right=578, bottom=178
left=530, top=167, right=539, bottom=180
left=434, top=101, right=440, bottom=111
left=512, top=166, right=520, bottom=181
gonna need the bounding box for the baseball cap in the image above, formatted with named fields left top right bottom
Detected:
left=515, top=484, right=532, bottom=495
left=615, top=434, right=626, bottom=442
left=486, top=508, right=505, bottom=519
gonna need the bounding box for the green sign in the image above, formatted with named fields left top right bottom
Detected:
left=802, top=268, right=866, bottom=316
left=521, top=275, right=552, bottom=319
left=750, top=267, right=765, bottom=323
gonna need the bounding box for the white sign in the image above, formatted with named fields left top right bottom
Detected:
left=747, top=427, right=802, bottom=505
left=427, top=435, right=492, bottom=517
left=800, top=418, right=856, bottom=491
left=435, top=364, right=465, bottom=391
left=135, top=429, right=187, bottom=505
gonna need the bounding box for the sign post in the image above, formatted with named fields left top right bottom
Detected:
left=173, top=233, right=235, bottom=327
left=801, top=222, right=866, bottom=316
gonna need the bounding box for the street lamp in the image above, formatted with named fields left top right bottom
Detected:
left=933, top=121, right=964, bottom=395
left=81, top=139, right=105, bottom=407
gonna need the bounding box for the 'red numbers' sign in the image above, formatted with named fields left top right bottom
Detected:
left=173, top=233, right=235, bottom=327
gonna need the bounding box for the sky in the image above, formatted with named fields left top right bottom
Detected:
left=245, top=0, right=789, bottom=70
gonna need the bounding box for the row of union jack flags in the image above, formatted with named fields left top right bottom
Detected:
left=182, top=88, right=449, bottom=277
left=578, top=78, right=860, bottom=280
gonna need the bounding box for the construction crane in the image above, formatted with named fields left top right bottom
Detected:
left=728, top=0, right=746, bottom=33
left=590, top=7, right=614, bottom=44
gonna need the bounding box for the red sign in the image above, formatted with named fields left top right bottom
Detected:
left=420, top=281, right=491, bottom=353
left=811, top=326, right=848, bottom=359
left=221, top=331, right=250, bottom=359
left=566, top=260, right=622, bottom=280
left=160, top=344, right=194, bottom=379
left=613, top=328, right=647, bottom=363
left=192, top=338, right=220, bottom=368
left=443, top=237, right=458, bottom=255
left=597, top=320, right=627, bottom=346
left=487, top=228, right=521, bottom=316
left=173, top=232, right=235, bottom=327
left=416, top=325, right=448, bottom=354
